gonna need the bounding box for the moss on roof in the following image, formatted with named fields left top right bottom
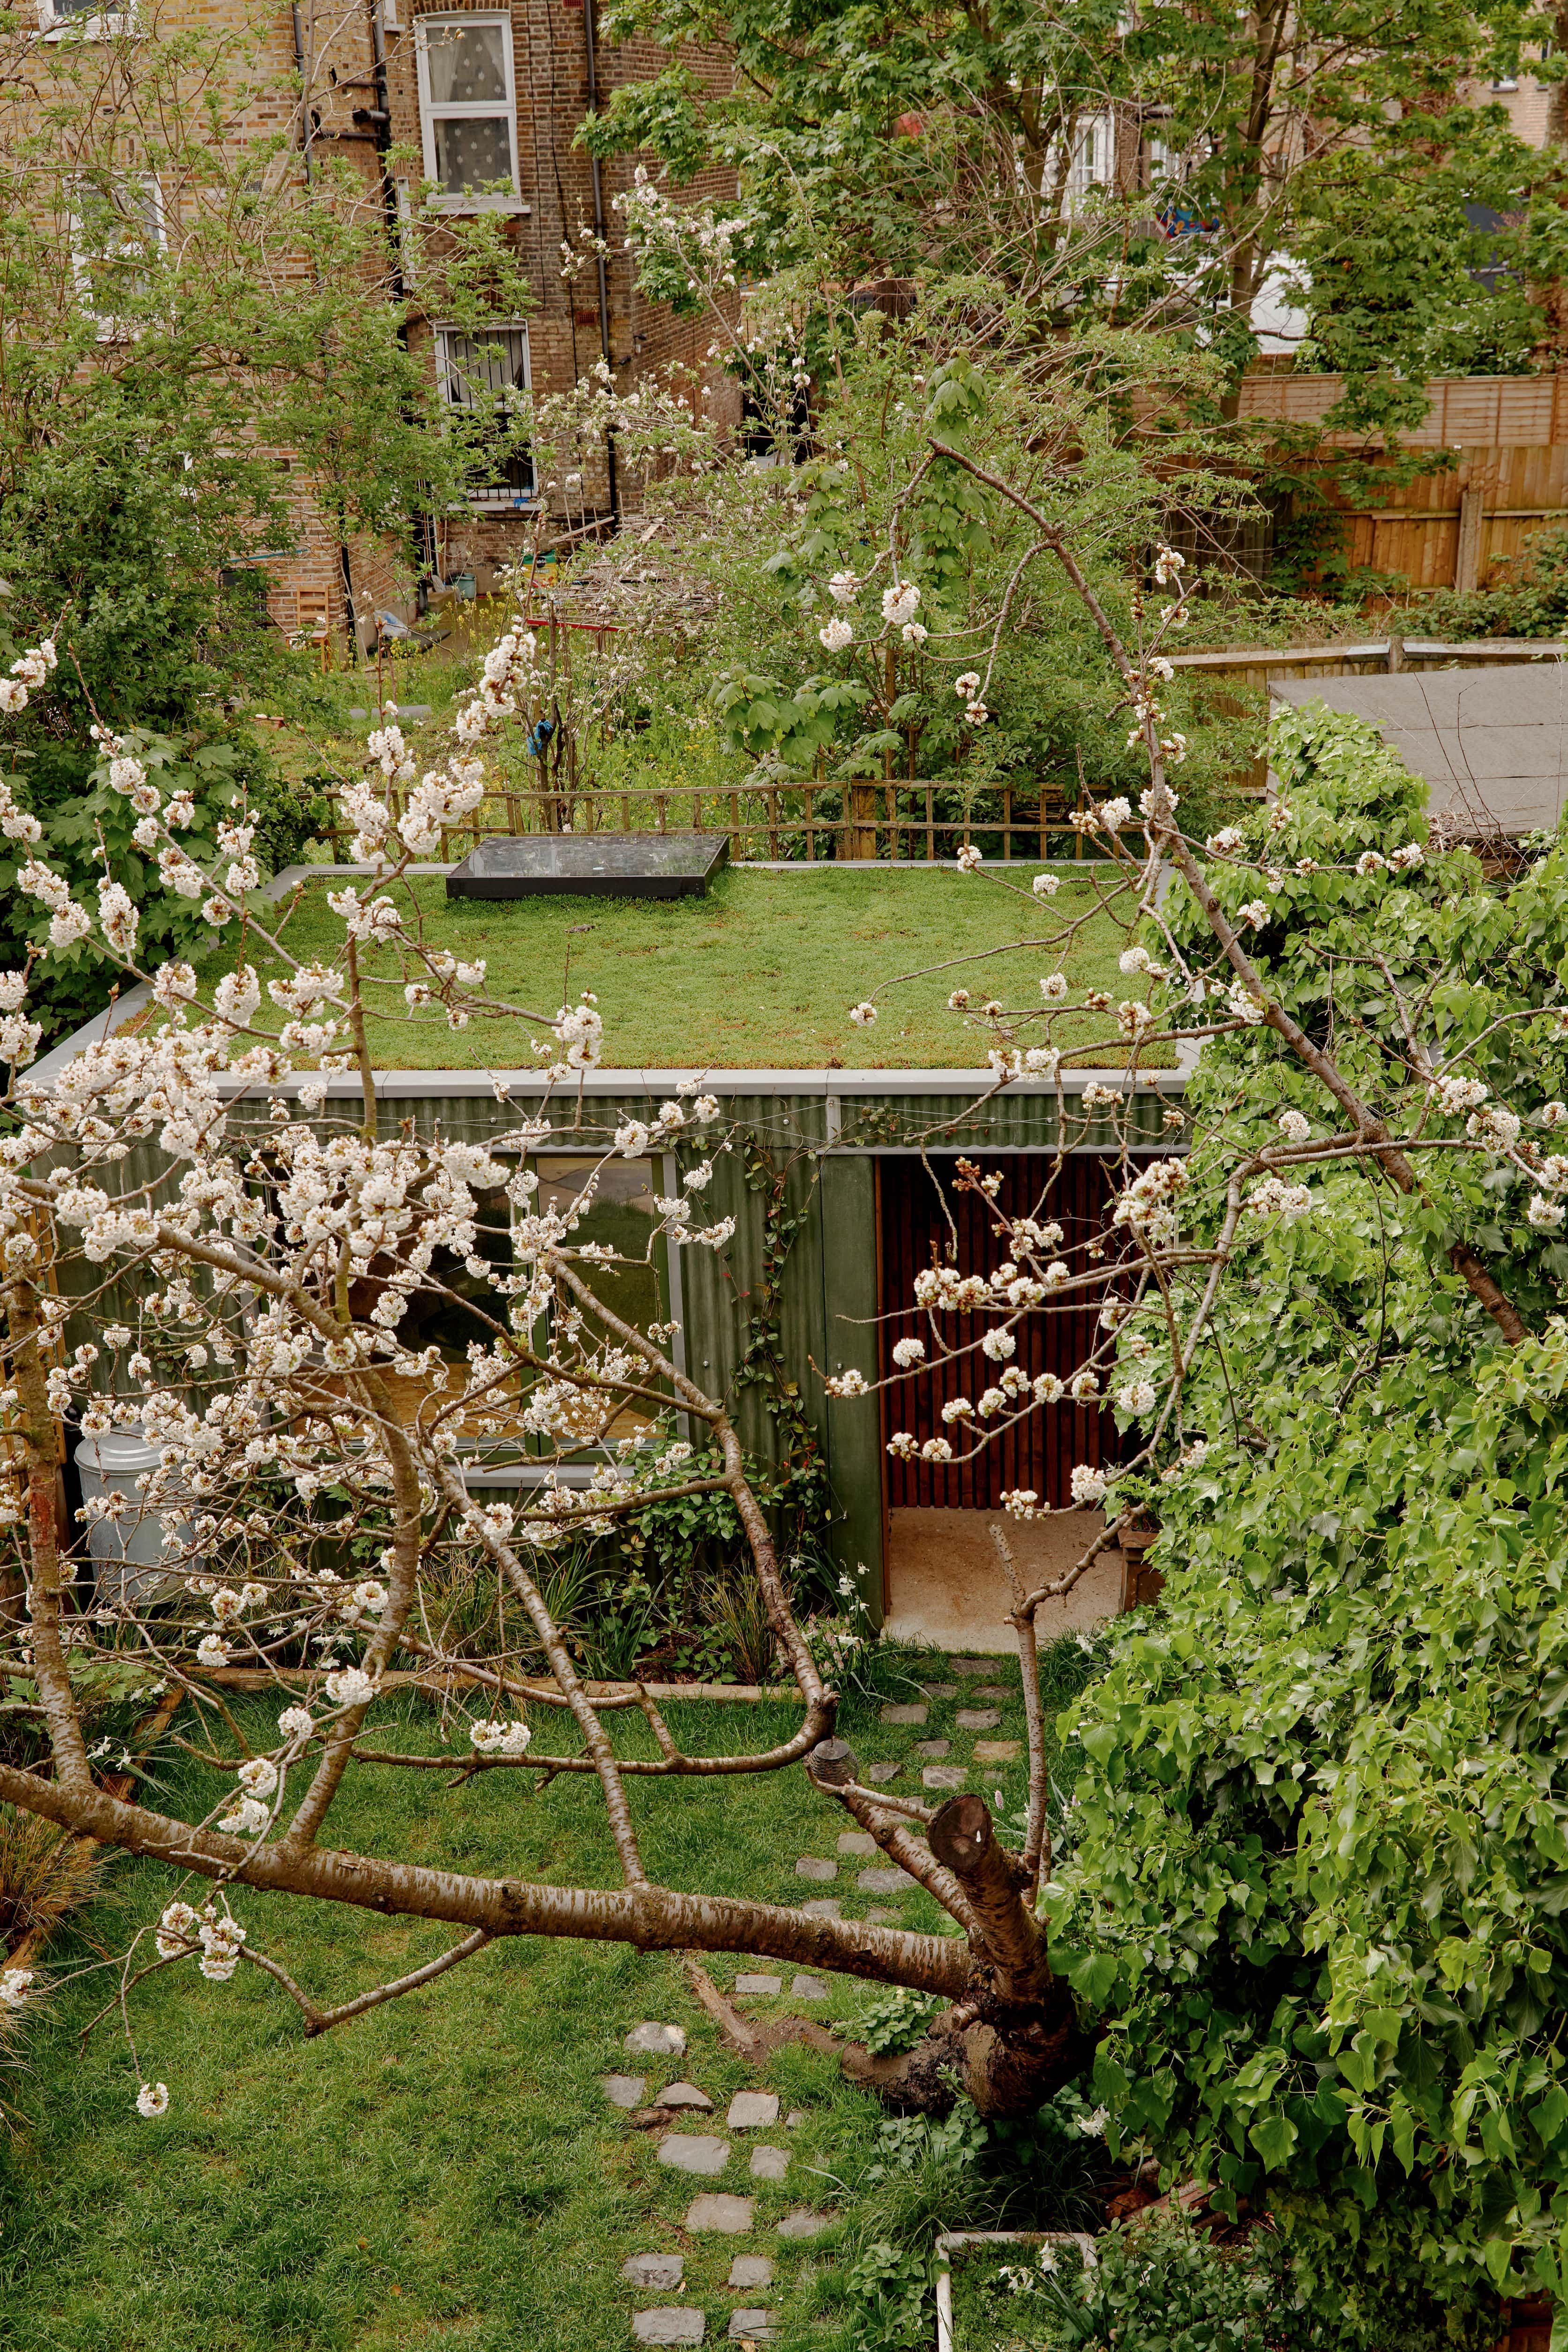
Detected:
left=204, top=864, right=1169, bottom=1070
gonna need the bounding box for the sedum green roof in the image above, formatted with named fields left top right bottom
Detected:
left=196, top=864, right=1165, bottom=1071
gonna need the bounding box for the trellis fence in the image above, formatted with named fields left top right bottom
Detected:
left=320, top=773, right=1100, bottom=865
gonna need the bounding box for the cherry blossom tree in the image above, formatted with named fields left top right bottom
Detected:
left=0, top=461, right=1550, bottom=2136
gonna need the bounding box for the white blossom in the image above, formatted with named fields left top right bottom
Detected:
left=0, top=1965, right=33, bottom=2009
left=468, top=1717, right=533, bottom=1756
left=325, top=1665, right=377, bottom=1708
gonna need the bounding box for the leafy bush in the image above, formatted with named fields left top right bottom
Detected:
left=1038, top=707, right=1568, bottom=2335
left=960, top=2218, right=1275, bottom=2352
left=853, top=1984, right=940, bottom=2056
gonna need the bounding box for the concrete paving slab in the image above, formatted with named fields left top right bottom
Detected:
left=777, top=2209, right=831, bottom=2239
left=624, top=2254, right=685, bottom=2289
left=726, top=2091, right=780, bottom=2130
left=627, top=2022, right=687, bottom=2058
left=660, top=2083, right=713, bottom=2112
left=885, top=1509, right=1115, bottom=1649
left=633, top=2312, right=705, bottom=2345
left=685, top=2194, right=755, bottom=2233
left=658, top=2135, right=730, bottom=2176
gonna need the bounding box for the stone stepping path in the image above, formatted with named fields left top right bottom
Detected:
left=956, top=1708, right=1000, bottom=1731
left=613, top=2019, right=821, bottom=2345
left=799, top=1897, right=840, bottom=1919
left=865, top=1762, right=900, bottom=1783
left=687, top=2194, right=755, bottom=2233
left=633, top=2312, right=705, bottom=2345
left=659, top=2134, right=730, bottom=2176
left=792, top=1974, right=828, bottom=2000
left=857, top=1867, right=908, bottom=1895
left=919, top=1681, right=958, bottom=1699
left=972, top=1684, right=1013, bottom=1701
left=880, top=1702, right=927, bottom=1725
left=626, top=2254, right=684, bottom=2289
left=836, top=1831, right=876, bottom=1856
left=778, top=2210, right=830, bottom=2239
left=914, top=1738, right=950, bottom=1758
left=794, top=1856, right=836, bottom=1880
left=735, top=1973, right=780, bottom=1996
left=923, top=1764, right=968, bottom=1789
left=661, top=2083, right=714, bottom=2112
left=975, top=1738, right=1021, bottom=1763
left=627, top=2022, right=688, bottom=2058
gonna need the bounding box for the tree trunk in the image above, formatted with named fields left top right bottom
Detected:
left=842, top=1796, right=1090, bottom=2119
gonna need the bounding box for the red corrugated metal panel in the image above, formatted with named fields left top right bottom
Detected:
left=876, top=1154, right=1120, bottom=1511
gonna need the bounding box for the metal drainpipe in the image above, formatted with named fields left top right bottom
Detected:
left=292, top=0, right=363, bottom=661
left=367, top=0, right=405, bottom=300
left=291, top=5, right=313, bottom=182
left=582, top=0, right=620, bottom=525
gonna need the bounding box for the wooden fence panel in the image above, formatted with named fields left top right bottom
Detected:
left=1238, top=368, right=1568, bottom=449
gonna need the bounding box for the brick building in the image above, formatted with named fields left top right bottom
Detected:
left=220, top=0, right=736, bottom=649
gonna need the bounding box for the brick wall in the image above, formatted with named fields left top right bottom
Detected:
left=255, top=0, right=740, bottom=641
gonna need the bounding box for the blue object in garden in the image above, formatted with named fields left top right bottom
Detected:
left=526, top=716, right=556, bottom=759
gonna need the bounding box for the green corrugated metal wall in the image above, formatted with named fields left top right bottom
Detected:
left=51, top=1076, right=1181, bottom=1626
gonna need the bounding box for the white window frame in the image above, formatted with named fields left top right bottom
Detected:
left=434, top=320, right=536, bottom=509
left=69, top=172, right=165, bottom=341
left=38, top=0, right=139, bottom=37
left=415, top=12, right=521, bottom=212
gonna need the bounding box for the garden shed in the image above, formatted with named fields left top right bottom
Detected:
left=31, top=858, right=1185, bottom=1647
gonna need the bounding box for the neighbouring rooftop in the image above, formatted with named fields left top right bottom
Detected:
left=1270, top=665, right=1568, bottom=838
left=191, top=863, right=1165, bottom=1071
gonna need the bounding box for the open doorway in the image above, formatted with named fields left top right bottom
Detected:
left=874, top=1153, right=1125, bottom=1650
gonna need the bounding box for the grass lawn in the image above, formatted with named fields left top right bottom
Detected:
left=0, top=1643, right=1102, bottom=2352
left=198, top=867, right=1167, bottom=1071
